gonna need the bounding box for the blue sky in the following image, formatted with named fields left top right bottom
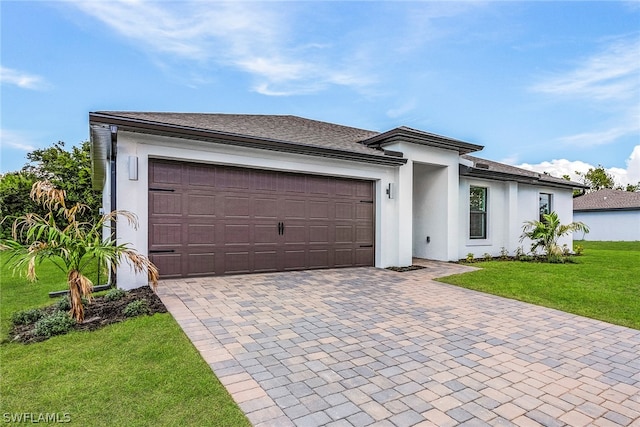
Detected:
left=2, top=1, right=639, bottom=185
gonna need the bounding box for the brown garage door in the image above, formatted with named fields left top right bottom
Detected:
left=148, top=159, right=375, bottom=278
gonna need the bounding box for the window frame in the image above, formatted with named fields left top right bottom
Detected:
left=539, top=192, right=552, bottom=221
left=469, top=186, right=488, bottom=240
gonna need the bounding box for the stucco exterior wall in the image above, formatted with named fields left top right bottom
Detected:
left=574, top=210, right=640, bottom=241
left=457, top=178, right=576, bottom=259
left=108, top=131, right=401, bottom=288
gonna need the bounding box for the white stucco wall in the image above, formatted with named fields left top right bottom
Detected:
left=574, top=210, right=640, bottom=241
left=458, top=179, right=576, bottom=259
left=109, top=131, right=402, bottom=288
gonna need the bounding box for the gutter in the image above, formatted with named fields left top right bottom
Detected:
left=459, top=164, right=587, bottom=191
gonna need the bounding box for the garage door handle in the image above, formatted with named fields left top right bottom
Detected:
left=149, top=249, right=175, bottom=253
left=278, top=222, right=284, bottom=235
left=360, top=244, right=373, bottom=248
left=149, top=188, right=176, bottom=192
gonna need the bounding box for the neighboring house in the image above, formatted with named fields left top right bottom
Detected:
left=89, top=112, right=584, bottom=288
left=573, top=189, right=640, bottom=241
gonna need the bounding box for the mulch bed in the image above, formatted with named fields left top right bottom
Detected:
left=9, top=286, right=167, bottom=344
left=386, top=265, right=427, bottom=272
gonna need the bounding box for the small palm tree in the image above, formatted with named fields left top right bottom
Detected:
left=1, top=181, right=158, bottom=322
left=520, top=211, right=589, bottom=262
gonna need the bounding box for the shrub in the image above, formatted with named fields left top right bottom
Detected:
left=465, top=253, right=475, bottom=263
left=574, top=244, right=585, bottom=256
left=56, top=294, right=88, bottom=312
left=514, top=247, right=524, bottom=260
left=499, top=247, right=509, bottom=260
left=11, top=308, right=45, bottom=325
left=104, top=288, right=126, bottom=302
left=33, top=311, right=76, bottom=337
left=123, top=300, right=149, bottom=317
left=483, top=253, right=493, bottom=261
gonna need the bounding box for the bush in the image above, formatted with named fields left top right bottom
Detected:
left=465, top=253, right=475, bottom=263
left=123, top=300, right=149, bottom=317
left=11, top=308, right=45, bottom=325
left=483, top=253, right=493, bottom=261
left=574, top=244, right=585, bottom=256
left=104, top=288, right=126, bottom=302
left=33, top=311, right=76, bottom=337
left=56, top=294, right=88, bottom=312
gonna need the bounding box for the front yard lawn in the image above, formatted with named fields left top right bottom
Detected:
left=438, top=241, right=640, bottom=330
left=0, top=254, right=250, bottom=427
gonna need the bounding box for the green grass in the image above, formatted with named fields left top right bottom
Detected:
left=438, top=241, right=640, bottom=330
left=0, top=254, right=250, bottom=427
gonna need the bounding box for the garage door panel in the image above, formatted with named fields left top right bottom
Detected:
left=309, top=225, right=329, bottom=243
left=224, top=224, right=250, bottom=244
left=283, top=199, right=305, bottom=219
left=335, top=203, right=353, bottom=219
left=188, top=253, right=216, bottom=275
left=150, top=161, right=183, bottom=185
left=309, top=250, right=329, bottom=268
left=150, top=223, right=182, bottom=245
left=309, top=201, right=329, bottom=219
left=188, top=164, right=216, bottom=186
left=355, top=248, right=374, bottom=266
left=187, top=194, right=216, bottom=216
left=224, top=196, right=250, bottom=217
left=335, top=226, right=354, bottom=243
left=187, top=224, right=215, bottom=245
left=254, top=251, right=278, bottom=272
left=334, top=249, right=353, bottom=267
left=253, top=198, right=278, bottom=219
left=151, top=254, right=182, bottom=278
left=150, top=193, right=182, bottom=216
left=224, top=252, right=250, bottom=274
left=149, top=160, right=374, bottom=278
left=283, top=250, right=306, bottom=270
left=254, top=224, right=278, bottom=243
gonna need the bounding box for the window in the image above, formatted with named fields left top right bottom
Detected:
left=470, top=186, right=487, bottom=239
left=539, top=193, right=552, bottom=221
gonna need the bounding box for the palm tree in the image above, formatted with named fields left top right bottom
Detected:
left=520, top=211, right=589, bottom=262
left=1, top=181, right=158, bottom=322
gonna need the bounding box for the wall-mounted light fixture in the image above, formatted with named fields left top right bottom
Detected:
left=128, top=156, right=138, bottom=180
left=386, top=182, right=394, bottom=199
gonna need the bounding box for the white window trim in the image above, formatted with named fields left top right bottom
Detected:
left=467, top=184, right=492, bottom=246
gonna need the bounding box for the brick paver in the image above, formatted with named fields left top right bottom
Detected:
left=157, top=260, right=640, bottom=426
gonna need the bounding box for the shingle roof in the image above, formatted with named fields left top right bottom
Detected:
left=574, top=189, right=640, bottom=211
left=461, top=155, right=586, bottom=189
left=92, top=112, right=383, bottom=157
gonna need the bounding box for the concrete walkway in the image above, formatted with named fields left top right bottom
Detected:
left=157, top=262, right=640, bottom=427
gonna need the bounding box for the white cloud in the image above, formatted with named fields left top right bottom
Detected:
left=556, top=119, right=640, bottom=147
left=0, top=129, right=37, bottom=151
left=0, top=66, right=48, bottom=90
left=517, top=145, right=640, bottom=187
left=532, top=35, right=640, bottom=102
left=69, top=1, right=374, bottom=96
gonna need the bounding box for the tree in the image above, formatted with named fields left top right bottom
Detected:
left=1, top=181, right=158, bottom=322
left=576, top=165, right=615, bottom=191
left=0, top=171, right=38, bottom=238
left=520, top=211, right=589, bottom=262
left=0, top=141, right=101, bottom=238
left=624, top=182, right=640, bottom=192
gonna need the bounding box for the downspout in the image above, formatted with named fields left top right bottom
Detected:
left=109, top=125, right=118, bottom=287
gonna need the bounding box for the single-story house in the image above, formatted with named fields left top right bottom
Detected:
left=573, top=189, right=640, bottom=241
left=89, top=112, right=585, bottom=288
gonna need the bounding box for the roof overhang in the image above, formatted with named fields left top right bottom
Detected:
left=361, top=127, right=483, bottom=155
left=89, top=112, right=407, bottom=167
left=460, top=165, right=588, bottom=190
left=574, top=207, right=640, bottom=213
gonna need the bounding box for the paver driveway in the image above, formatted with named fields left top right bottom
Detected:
left=157, top=263, right=640, bottom=427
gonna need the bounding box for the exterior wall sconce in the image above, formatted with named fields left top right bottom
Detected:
left=128, top=156, right=138, bottom=180
left=386, top=182, right=394, bottom=199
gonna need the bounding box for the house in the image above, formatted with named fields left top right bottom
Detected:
left=89, top=112, right=584, bottom=288
left=573, top=189, right=640, bottom=241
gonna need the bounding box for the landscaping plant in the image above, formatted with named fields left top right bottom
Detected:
left=0, top=181, right=158, bottom=322
left=520, top=211, right=589, bottom=262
